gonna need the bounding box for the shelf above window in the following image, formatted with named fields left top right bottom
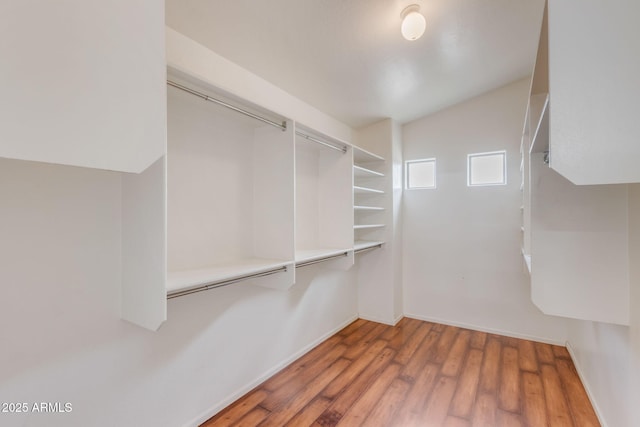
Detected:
left=353, top=165, right=385, bottom=178
left=167, top=258, right=292, bottom=296
left=354, top=185, right=384, bottom=195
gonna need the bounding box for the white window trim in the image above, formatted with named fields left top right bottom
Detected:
left=467, top=150, right=507, bottom=187
left=405, top=158, right=437, bottom=190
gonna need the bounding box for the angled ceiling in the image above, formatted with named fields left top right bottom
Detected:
left=165, top=0, right=544, bottom=129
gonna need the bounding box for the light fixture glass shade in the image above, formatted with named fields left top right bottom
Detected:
left=401, top=6, right=426, bottom=41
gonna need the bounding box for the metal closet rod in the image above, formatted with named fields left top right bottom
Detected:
left=296, top=131, right=347, bottom=154
left=167, top=80, right=287, bottom=132
left=295, top=252, right=349, bottom=268
left=354, top=244, right=383, bottom=254
left=166, top=266, right=288, bottom=300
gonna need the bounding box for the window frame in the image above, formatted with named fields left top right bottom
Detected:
left=467, top=150, right=507, bottom=187
left=405, top=158, right=437, bottom=190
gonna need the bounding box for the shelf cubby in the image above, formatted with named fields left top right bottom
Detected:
left=295, top=126, right=354, bottom=270
left=353, top=165, right=385, bottom=178
left=353, top=185, right=385, bottom=195
left=352, top=146, right=386, bottom=252
left=166, top=79, right=295, bottom=295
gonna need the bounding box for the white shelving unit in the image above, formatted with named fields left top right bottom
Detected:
left=122, top=69, right=393, bottom=328
left=353, top=146, right=386, bottom=251
left=166, top=77, right=296, bottom=296
left=519, top=4, right=630, bottom=325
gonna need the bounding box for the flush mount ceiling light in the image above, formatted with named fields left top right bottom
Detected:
left=401, top=4, right=426, bottom=41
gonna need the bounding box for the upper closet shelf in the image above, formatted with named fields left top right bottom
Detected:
left=167, top=258, right=291, bottom=297
left=353, top=165, right=385, bottom=178
left=354, top=186, right=384, bottom=195
left=353, top=146, right=385, bottom=163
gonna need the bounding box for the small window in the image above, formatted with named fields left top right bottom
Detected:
left=405, top=158, right=436, bottom=189
left=467, top=151, right=506, bottom=186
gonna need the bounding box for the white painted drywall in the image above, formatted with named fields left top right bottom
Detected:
left=0, top=157, right=358, bottom=427
left=565, top=184, right=640, bottom=427
left=122, top=156, right=167, bottom=330
left=0, top=1, right=166, bottom=173
left=402, top=78, right=570, bottom=343
left=529, top=155, right=629, bottom=325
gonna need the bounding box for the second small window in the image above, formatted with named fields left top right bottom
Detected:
left=406, top=158, right=436, bottom=189
left=467, top=151, right=506, bottom=187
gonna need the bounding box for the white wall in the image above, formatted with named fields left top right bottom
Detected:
left=402, top=78, right=569, bottom=343
left=564, top=183, right=640, bottom=427
left=0, top=0, right=166, bottom=173
left=0, top=160, right=357, bottom=427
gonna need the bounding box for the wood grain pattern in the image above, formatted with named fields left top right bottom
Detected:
left=556, top=358, right=600, bottom=427
left=499, top=346, right=521, bottom=413
left=394, top=363, right=440, bottom=426
left=450, top=348, right=483, bottom=418
left=469, top=331, right=487, bottom=350
left=335, top=363, right=402, bottom=426
left=542, top=364, right=574, bottom=427
left=202, top=319, right=600, bottom=427
left=518, top=340, right=538, bottom=372
left=472, top=393, right=497, bottom=427
left=535, top=341, right=556, bottom=364
left=441, top=330, right=471, bottom=377
left=361, top=378, right=410, bottom=427
left=522, top=371, right=547, bottom=427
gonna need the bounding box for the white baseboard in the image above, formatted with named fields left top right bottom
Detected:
left=404, top=312, right=565, bottom=346
left=565, top=342, right=608, bottom=427
left=357, top=313, right=403, bottom=326
left=182, top=314, right=358, bottom=427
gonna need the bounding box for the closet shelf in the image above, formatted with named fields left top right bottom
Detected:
left=353, top=146, right=385, bottom=163
left=354, top=186, right=384, bottom=195
left=354, top=240, right=384, bottom=251
left=167, top=258, right=292, bottom=295
left=354, top=205, right=385, bottom=211
left=353, top=165, right=385, bottom=178
left=354, top=224, right=385, bottom=230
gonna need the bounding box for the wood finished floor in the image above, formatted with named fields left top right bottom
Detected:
left=201, top=318, right=600, bottom=427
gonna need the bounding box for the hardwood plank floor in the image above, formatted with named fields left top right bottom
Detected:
left=201, top=319, right=600, bottom=427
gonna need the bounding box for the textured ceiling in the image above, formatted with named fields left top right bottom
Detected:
left=166, top=0, right=544, bottom=129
